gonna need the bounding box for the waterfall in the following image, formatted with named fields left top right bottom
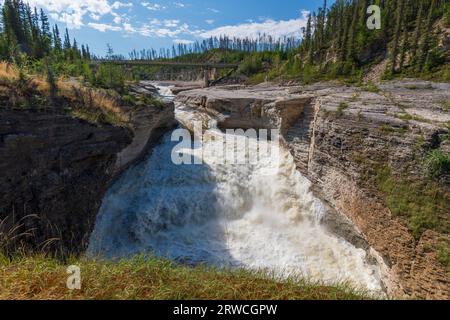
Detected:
left=88, top=84, right=382, bottom=293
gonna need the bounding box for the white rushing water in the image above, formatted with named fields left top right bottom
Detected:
left=88, top=84, right=382, bottom=292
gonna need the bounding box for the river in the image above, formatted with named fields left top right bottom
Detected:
left=88, top=84, right=382, bottom=293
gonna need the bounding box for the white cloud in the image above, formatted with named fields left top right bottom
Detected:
left=141, top=2, right=166, bottom=11
left=24, top=0, right=131, bottom=29
left=113, top=16, right=122, bottom=24
left=88, top=22, right=122, bottom=32
left=173, top=2, right=186, bottom=8
left=123, top=23, right=136, bottom=33
left=205, top=19, right=214, bottom=25
left=120, top=17, right=197, bottom=38
left=111, top=1, right=132, bottom=9
left=90, top=13, right=101, bottom=21
left=173, top=39, right=194, bottom=44
left=207, top=8, right=219, bottom=13
left=200, top=11, right=309, bottom=40
left=164, top=19, right=180, bottom=27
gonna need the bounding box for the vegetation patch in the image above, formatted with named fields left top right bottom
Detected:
left=375, top=166, right=449, bottom=239
left=0, top=254, right=373, bottom=300
left=379, top=124, right=409, bottom=135
left=396, top=113, right=431, bottom=123
left=363, top=82, right=380, bottom=93
left=336, top=102, right=349, bottom=117
left=425, top=149, right=450, bottom=178
left=441, top=100, right=450, bottom=112
left=0, top=62, right=130, bottom=127
left=437, top=243, right=450, bottom=277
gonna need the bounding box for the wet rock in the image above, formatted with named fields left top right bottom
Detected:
left=176, top=80, right=450, bottom=299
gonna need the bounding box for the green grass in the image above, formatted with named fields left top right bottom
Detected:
left=396, top=113, right=431, bottom=123
left=0, top=254, right=374, bottom=300
left=437, top=243, right=450, bottom=277
left=379, top=124, right=409, bottom=135
left=71, top=108, right=127, bottom=127
left=404, top=83, right=433, bottom=90
left=375, top=166, right=449, bottom=239
left=122, top=93, right=166, bottom=109
left=363, top=81, right=380, bottom=93
left=441, top=100, right=450, bottom=112
left=426, top=150, right=450, bottom=178
left=336, top=102, right=349, bottom=117
left=247, top=73, right=267, bottom=85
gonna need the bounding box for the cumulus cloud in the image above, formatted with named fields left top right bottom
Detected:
left=87, top=22, right=122, bottom=32
left=200, top=11, right=309, bottom=40
left=25, top=0, right=132, bottom=29
left=164, top=19, right=180, bottom=27
left=123, top=23, right=136, bottom=33
left=122, top=17, right=195, bottom=38
left=141, top=2, right=166, bottom=11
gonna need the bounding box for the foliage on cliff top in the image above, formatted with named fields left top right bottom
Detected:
left=0, top=61, right=130, bottom=126
left=0, top=254, right=374, bottom=300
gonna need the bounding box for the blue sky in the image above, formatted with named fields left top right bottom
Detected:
left=22, top=1, right=333, bottom=56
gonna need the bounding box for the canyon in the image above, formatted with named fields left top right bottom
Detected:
left=1, top=80, right=448, bottom=299
left=175, top=81, right=450, bottom=299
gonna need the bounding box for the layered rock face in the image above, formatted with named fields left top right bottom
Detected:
left=176, top=81, right=450, bottom=299
left=0, top=95, right=175, bottom=254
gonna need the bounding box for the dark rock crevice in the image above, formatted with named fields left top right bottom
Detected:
left=0, top=95, right=175, bottom=255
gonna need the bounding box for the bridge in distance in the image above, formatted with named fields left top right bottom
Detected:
left=93, top=60, right=240, bottom=69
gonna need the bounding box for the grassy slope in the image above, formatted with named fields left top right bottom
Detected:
left=0, top=255, right=373, bottom=300
left=0, top=62, right=130, bottom=127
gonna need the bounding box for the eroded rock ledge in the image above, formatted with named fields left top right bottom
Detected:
left=0, top=95, right=175, bottom=254
left=176, top=81, right=450, bottom=299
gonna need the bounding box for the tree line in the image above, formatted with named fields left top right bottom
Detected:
left=0, top=0, right=91, bottom=65
left=293, top=0, right=449, bottom=81
left=127, top=35, right=301, bottom=61
left=1, top=0, right=448, bottom=86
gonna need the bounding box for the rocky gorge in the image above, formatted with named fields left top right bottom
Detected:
left=175, top=80, right=450, bottom=299
left=0, top=79, right=448, bottom=300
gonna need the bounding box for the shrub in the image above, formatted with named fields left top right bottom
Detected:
left=46, top=65, right=58, bottom=104
left=238, top=55, right=263, bottom=76
left=364, top=81, right=380, bottom=93
left=426, top=149, right=450, bottom=178
left=375, top=166, right=449, bottom=239
left=437, top=243, right=450, bottom=276
left=336, top=102, right=349, bottom=117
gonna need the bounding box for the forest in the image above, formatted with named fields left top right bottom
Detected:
left=0, top=0, right=449, bottom=87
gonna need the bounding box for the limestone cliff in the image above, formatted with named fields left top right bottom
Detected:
left=176, top=81, right=450, bottom=299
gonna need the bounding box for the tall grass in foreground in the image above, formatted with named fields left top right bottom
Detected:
left=0, top=254, right=376, bottom=300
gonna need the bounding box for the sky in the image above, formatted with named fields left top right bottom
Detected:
left=19, top=0, right=333, bottom=56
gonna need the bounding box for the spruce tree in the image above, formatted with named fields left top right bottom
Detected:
left=418, top=0, right=436, bottom=72
left=391, top=0, right=406, bottom=74
left=411, top=0, right=425, bottom=63
left=53, top=25, right=61, bottom=52
left=63, top=28, right=71, bottom=50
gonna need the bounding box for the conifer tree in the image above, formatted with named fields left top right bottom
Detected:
left=418, top=0, right=436, bottom=71
left=411, top=0, right=425, bottom=62
left=391, top=0, right=406, bottom=74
